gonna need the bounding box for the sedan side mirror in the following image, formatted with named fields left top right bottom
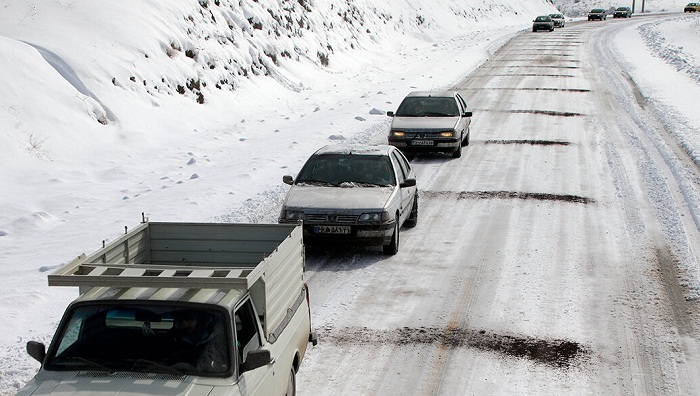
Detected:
left=387, top=111, right=395, bottom=117
left=27, top=341, right=46, bottom=363
left=464, top=111, right=473, bottom=117
left=283, top=175, right=294, bottom=185
left=400, top=178, right=416, bottom=188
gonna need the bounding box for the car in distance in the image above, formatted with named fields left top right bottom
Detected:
left=685, top=2, right=700, bottom=12
left=588, top=8, right=607, bottom=20
left=532, top=15, right=555, bottom=32
left=387, top=91, right=472, bottom=158
left=613, top=6, right=632, bottom=17
left=279, top=144, right=418, bottom=255
left=548, top=13, right=566, bottom=27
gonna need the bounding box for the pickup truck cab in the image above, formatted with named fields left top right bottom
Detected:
left=18, top=219, right=316, bottom=396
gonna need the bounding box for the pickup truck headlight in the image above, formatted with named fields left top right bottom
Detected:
left=439, top=130, right=456, bottom=138
left=391, top=130, right=405, bottom=138
left=359, top=212, right=390, bottom=222
left=283, top=210, right=305, bottom=221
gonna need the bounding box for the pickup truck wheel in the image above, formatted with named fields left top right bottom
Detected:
left=285, top=368, right=296, bottom=396
left=383, top=219, right=399, bottom=255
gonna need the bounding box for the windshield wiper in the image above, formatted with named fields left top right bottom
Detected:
left=62, top=356, right=117, bottom=372
left=122, top=359, right=186, bottom=376
left=423, top=112, right=452, bottom=117
left=297, top=179, right=337, bottom=187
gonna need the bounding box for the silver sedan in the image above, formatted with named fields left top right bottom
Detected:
left=279, top=144, right=418, bottom=255
left=387, top=91, right=472, bottom=158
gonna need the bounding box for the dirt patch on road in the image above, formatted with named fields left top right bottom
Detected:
left=483, top=139, right=571, bottom=146
left=465, top=87, right=590, bottom=92
left=322, top=326, right=588, bottom=369
left=421, top=190, right=594, bottom=204
left=509, top=109, right=584, bottom=117
left=489, top=73, right=577, bottom=78
left=471, top=109, right=584, bottom=116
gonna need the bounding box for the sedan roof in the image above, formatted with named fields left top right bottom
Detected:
left=313, top=144, right=396, bottom=157
left=405, top=90, right=458, bottom=98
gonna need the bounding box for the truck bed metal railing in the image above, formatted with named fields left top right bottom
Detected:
left=48, top=258, right=266, bottom=289
left=47, top=219, right=303, bottom=291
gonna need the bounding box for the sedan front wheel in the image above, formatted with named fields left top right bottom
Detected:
left=383, top=219, right=399, bottom=255
left=404, top=195, right=418, bottom=227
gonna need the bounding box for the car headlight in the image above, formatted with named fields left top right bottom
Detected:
left=283, top=210, right=305, bottom=221
left=391, top=130, right=405, bottom=138
left=359, top=212, right=390, bottom=222
left=439, top=130, right=456, bottom=138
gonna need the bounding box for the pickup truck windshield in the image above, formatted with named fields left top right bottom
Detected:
left=44, top=303, right=231, bottom=376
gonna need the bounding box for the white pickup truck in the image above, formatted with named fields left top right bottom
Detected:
left=18, top=216, right=316, bottom=396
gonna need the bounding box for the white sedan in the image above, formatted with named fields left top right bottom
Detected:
left=279, top=144, right=418, bottom=255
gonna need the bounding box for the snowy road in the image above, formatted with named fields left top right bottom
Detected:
left=296, top=17, right=700, bottom=395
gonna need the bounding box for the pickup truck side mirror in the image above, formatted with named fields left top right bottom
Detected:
left=282, top=175, right=294, bottom=185
left=386, top=111, right=395, bottom=117
left=464, top=111, right=473, bottom=117
left=400, top=178, right=416, bottom=188
left=27, top=341, right=46, bottom=363
left=240, top=349, right=272, bottom=373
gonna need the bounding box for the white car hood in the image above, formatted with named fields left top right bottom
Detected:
left=18, top=374, right=217, bottom=396
left=284, top=184, right=394, bottom=210
left=390, top=116, right=459, bottom=130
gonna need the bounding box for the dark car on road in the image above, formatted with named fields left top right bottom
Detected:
left=685, top=2, right=700, bottom=12
left=387, top=91, right=472, bottom=158
left=613, top=6, right=632, bottom=17
left=588, top=8, right=607, bottom=20
left=532, top=15, right=555, bottom=32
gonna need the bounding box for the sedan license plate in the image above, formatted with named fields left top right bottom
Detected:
left=314, top=225, right=351, bottom=234
left=412, top=140, right=433, bottom=146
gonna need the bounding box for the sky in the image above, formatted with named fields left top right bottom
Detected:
left=0, top=0, right=697, bottom=394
